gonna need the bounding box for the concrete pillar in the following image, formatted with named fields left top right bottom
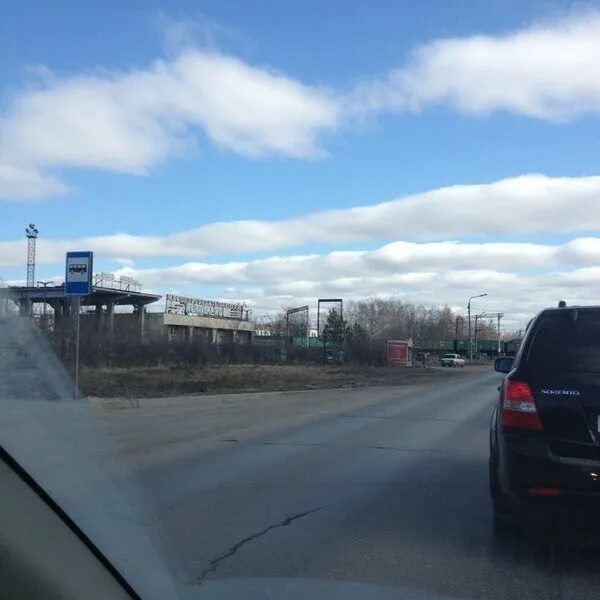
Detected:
left=50, top=300, right=67, bottom=355
left=18, top=299, right=32, bottom=317
left=56, top=298, right=66, bottom=320
left=61, top=297, right=72, bottom=319
left=212, top=329, right=218, bottom=344
left=106, top=301, right=115, bottom=339
left=94, top=304, right=102, bottom=333
left=49, top=300, right=61, bottom=328
left=137, top=304, right=145, bottom=341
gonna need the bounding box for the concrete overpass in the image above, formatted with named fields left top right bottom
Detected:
left=2, top=284, right=161, bottom=340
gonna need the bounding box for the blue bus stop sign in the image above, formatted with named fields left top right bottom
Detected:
left=65, top=251, right=93, bottom=296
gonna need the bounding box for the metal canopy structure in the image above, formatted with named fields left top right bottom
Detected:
left=5, top=284, right=160, bottom=308
left=3, top=284, right=161, bottom=340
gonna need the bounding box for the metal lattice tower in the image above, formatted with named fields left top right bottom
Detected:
left=484, top=312, right=504, bottom=354
left=25, top=223, right=39, bottom=287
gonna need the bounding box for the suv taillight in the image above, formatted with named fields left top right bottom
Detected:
left=501, top=380, right=543, bottom=431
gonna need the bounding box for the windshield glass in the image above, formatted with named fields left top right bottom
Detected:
left=2, top=2, right=600, bottom=599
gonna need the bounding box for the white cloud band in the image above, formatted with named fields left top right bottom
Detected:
left=107, top=238, right=600, bottom=288
left=1, top=173, right=599, bottom=265
left=0, top=50, right=338, bottom=200
left=351, top=12, right=600, bottom=121
left=4, top=12, right=600, bottom=199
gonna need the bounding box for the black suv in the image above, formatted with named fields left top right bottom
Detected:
left=490, top=304, right=600, bottom=520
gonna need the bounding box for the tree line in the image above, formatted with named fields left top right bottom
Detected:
left=273, top=297, right=502, bottom=343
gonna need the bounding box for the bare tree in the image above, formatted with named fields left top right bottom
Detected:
left=347, top=298, right=460, bottom=341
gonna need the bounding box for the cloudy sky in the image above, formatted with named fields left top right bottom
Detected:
left=2, top=0, right=600, bottom=328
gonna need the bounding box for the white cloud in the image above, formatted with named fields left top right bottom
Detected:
left=352, top=12, right=600, bottom=121
left=114, top=257, right=135, bottom=268
left=4, top=12, right=600, bottom=201
left=171, top=266, right=599, bottom=330
left=0, top=164, right=70, bottom=200
left=0, top=49, right=339, bottom=200
left=239, top=267, right=600, bottom=329
left=1, top=173, right=600, bottom=264
left=4, top=12, right=600, bottom=200
left=107, top=237, right=600, bottom=288
left=93, top=238, right=598, bottom=328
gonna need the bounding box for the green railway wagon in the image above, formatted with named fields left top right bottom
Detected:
left=292, top=336, right=322, bottom=348
left=415, top=340, right=454, bottom=352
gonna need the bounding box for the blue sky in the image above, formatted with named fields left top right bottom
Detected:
left=1, top=1, right=600, bottom=326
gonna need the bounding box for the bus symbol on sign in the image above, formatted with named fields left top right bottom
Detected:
left=68, top=263, right=87, bottom=274
left=65, top=251, right=93, bottom=296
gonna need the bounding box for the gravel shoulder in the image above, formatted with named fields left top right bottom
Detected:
left=82, top=363, right=485, bottom=399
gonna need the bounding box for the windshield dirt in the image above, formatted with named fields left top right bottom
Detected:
left=3, top=2, right=600, bottom=600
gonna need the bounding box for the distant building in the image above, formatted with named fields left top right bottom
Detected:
left=2, top=282, right=253, bottom=344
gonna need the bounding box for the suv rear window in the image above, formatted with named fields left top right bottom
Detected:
left=528, top=310, right=600, bottom=373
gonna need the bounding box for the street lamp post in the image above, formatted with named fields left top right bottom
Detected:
left=496, top=313, right=503, bottom=355
left=38, top=280, right=53, bottom=317
left=467, top=293, right=487, bottom=361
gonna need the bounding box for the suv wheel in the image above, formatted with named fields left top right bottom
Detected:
left=489, top=458, right=511, bottom=529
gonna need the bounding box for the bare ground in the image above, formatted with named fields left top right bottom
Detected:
left=80, top=363, right=483, bottom=399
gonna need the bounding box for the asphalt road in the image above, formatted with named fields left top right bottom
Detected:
left=101, top=368, right=600, bottom=600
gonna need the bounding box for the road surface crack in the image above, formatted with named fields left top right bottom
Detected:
left=222, top=439, right=439, bottom=452
left=359, top=445, right=440, bottom=452
left=196, top=505, right=328, bottom=583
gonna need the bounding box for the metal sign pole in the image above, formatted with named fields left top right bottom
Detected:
left=75, top=296, right=81, bottom=400
left=65, top=251, right=92, bottom=400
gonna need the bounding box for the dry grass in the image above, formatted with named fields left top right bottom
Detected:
left=80, top=363, right=474, bottom=399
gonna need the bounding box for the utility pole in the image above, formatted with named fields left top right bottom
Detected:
left=497, top=313, right=503, bottom=354
left=474, top=312, right=486, bottom=357
left=468, top=305, right=471, bottom=360
left=480, top=312, right=504, bottom=355
left=454, top=316, right=465, bottom=352
left=467, top=293, right=487, bottom=361
left=25, top=224, right=39, bottom=287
